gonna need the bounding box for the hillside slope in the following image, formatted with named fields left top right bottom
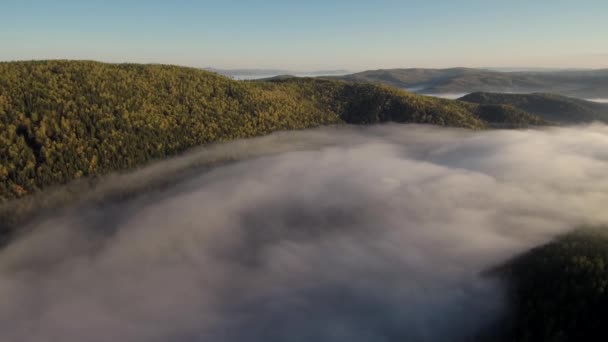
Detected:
left=496, top=229, right=608, bottom=341
left=459, top=92, right=608, bottom=123
left=331, top=68, right=608, bottom=98
left=0, top=61, right=544, bottom=202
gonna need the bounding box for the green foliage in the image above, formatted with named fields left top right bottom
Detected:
left=0, top=60, right=544, bottom=202
left=472, top=104, right=548, bottom=127
left=461, top=92, right=608, bottom=124
left=0, top=61, right=336, bottom=202
left=497, top=229, right=608, bottom=341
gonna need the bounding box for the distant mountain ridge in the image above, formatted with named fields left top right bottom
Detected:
left=206, top=68, right=350, bottom=79
left=459, top=92, right=608, bottom=123
left=329, top=67, right=608, bottom=98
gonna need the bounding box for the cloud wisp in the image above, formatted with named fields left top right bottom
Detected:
left=587, top=98, right=608, bottom=103
left=1, top=124, right=608, bottom=342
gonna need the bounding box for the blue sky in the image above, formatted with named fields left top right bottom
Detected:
left=1, top=0, right=607, bottom=70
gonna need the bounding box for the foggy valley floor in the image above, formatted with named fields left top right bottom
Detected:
left=2, top=124, right=608, bottom=341
left=3, top=1, right=608, bottom=341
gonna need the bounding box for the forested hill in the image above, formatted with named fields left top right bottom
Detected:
left=0, top=61, right=544, bottom=202
left=329, top=68, right=608, bottom=98
left=459, top=92, right=608, bottom=124
left=495, top=228, right=608, bottom=341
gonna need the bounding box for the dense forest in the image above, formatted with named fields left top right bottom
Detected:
left=460, top=92, right=608, bottom=124
left=0, top=60, right=545, bottom=203
left=495, top=229, right=608, bottom=341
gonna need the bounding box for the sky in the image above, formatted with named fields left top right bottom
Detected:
left=1, top=0, right=607, bottom=71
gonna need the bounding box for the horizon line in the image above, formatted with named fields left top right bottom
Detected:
left=1, top=58, right=607, bottom=73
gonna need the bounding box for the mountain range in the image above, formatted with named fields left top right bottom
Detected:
left=329, top=67, right=608, bottom=98
left=459, top=92, right=608, bottom=123
left=205, top=68, right=350, bottom=79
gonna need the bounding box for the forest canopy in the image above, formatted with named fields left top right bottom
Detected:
left=0, top=60, right=545, bottom=202
left=496, top=229, right=608, bottom=341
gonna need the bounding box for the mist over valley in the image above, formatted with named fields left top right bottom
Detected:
left=3, top=124, right=608, bottom=341
left=2, top=1, right=608, bottom=340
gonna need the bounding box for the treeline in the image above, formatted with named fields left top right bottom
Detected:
left=0, top=60, right=544, bottom=202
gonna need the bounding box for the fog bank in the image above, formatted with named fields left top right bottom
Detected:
left=587, top=98, right=608, bottom=103
left=2, top=124, right=608, bottom=341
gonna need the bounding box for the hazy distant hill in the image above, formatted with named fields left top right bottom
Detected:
left=206, top=67, right=350, bottom=79
left=460, top=92, right=608, bottom=123
left=0, top=61, right=546, bottom=203
left=330, top=68, right=608, bottom=98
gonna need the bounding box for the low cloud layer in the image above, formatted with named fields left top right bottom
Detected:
left=587, top=98, right=608, bottom=103
left=2, top=124, right=608, bottom=341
